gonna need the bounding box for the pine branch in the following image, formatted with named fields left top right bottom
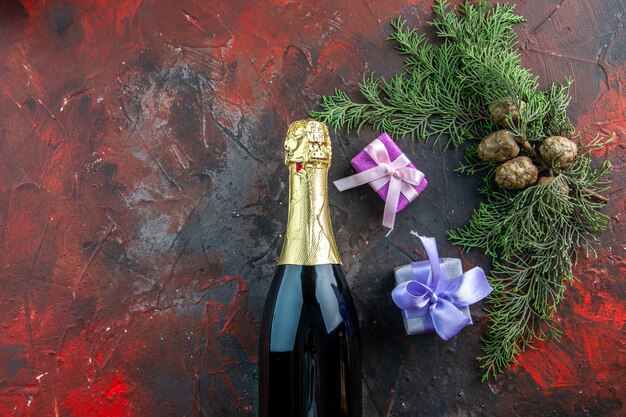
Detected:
left=311, top=0, right=570, bottom=146
left=449, top=136, right=612, bottom=379
left=310, top=0, right=613, bottom=378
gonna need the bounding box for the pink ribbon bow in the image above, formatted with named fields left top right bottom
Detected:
left=334, top=139, right=425, bottom=230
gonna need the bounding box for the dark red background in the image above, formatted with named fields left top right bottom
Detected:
left=0, top=0, right=624, bottom=416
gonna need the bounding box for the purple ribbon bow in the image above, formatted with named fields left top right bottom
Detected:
left=392, top=232, right=492, bottom=340
left=333, top=138, right=425, bottom=230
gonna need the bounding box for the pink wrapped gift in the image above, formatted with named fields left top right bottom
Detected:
left=334, top=133, right=428, bottom=230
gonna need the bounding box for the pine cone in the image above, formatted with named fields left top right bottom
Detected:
left=495, top=156, right=538, bottom=190
left=539, top=136, right=578, bottom=168
left=477, top=130, right=520, bottom=163
left=488, top=99, right=526, bottom=128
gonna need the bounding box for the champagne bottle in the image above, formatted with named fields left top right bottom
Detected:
left=259, top=120, right=362, bottom=417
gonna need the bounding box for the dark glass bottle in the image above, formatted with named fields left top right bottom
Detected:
left=258, top=120, right=362, bottom=417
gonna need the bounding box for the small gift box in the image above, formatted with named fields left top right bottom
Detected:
left=392, top=232, right=492, bottom=340
left=334, top=133, right=427, bottom=230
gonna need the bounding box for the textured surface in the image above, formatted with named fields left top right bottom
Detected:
left=0, top=0, right=623, bottom=416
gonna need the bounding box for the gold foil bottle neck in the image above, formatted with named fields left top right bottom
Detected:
left=278, top=120, right=341, bottom=266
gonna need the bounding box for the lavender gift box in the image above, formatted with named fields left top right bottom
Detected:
left=394, top=258, right=472, bottom=335
left=351, top=133, right=428, bottom=212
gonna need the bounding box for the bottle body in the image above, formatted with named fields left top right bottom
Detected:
left=259, top=264, right=361, bottom=417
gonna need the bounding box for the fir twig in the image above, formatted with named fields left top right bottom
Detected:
left=450, top=134, right=612, bottom=379
left=311, top=0, right=569, bottom=147
left=310, top=0, right=613, bottom=379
